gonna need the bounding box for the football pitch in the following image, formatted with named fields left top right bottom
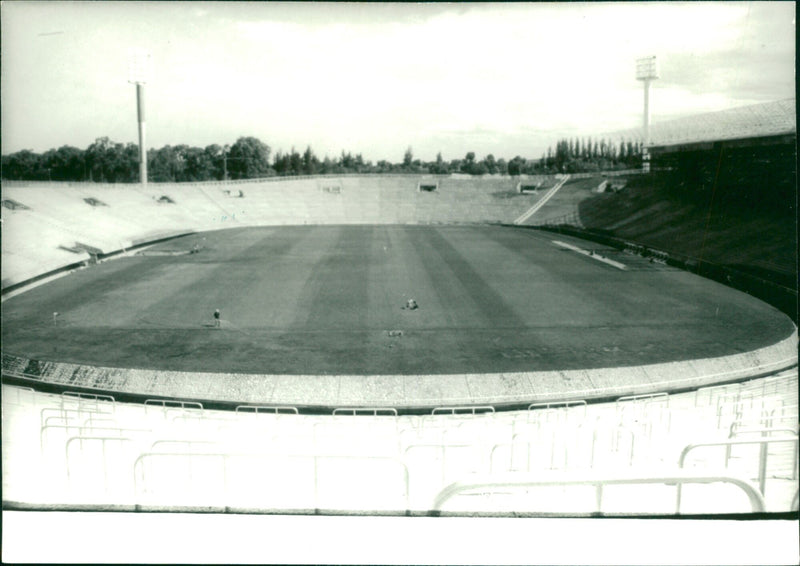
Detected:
left=1, top=225, right=793, bottom=376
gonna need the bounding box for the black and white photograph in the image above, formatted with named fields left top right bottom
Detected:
left=1, top=1, right=797, bottom=563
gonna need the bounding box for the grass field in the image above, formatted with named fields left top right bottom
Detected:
left=1, top=225, right=793, bottom=376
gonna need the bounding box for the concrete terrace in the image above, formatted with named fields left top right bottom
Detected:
left=3, top=368, right=797, bottom=514
left=2, top=175, right=546, bottom=288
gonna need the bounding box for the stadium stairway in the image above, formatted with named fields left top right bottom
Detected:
left=3, top=369, right=796, bottom=515
left=513, top=175, right=571, bottom=224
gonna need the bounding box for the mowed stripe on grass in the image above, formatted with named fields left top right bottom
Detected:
left=107, top=227, right=297, bottom=329
left=2, top=225, right=794, bottom=375
left=293, top=225, right=372, bottom=330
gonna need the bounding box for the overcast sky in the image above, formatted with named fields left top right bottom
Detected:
left=1, top=1, right=795, bottom=162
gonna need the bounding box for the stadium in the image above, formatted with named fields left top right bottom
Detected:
left=2, top=96, right=797, bottom=521
left=2, top=3, right=799, bottom=562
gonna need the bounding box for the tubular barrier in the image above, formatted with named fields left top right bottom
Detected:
left=144, top=399, right=203, bottom=416
left=333, top=407, right=398, bottom=416
left=430, top=470, right=767, bottom=515
left=235, top=405, right=299, bottom=415
left=133, top=451, right=410, bottom=512
left=432, top=405, right=495, bottom=416
left=678, top=435, right=799, bottom=500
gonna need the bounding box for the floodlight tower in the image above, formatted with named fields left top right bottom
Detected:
left=128, top=49, right=151, bottom=186
left=635, top=55, right=658, bottom=172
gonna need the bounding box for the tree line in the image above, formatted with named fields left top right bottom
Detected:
left=1, top=135, right=642, bottom=182
left=548, top=137, right=644, bottom=173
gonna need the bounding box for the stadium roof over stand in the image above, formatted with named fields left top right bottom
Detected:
left=609, top=98, right=796, bottom=150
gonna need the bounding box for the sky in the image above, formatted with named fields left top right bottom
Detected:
left=1, top=1, right=795, bottom=163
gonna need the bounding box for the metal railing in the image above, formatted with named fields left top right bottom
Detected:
left=62, top=391, right=115, bottom=404
left=403, top=443, right=481, bottom=488
left=143, top=399, right=203, bottom=416
left=1, top=384, right=35, bottom=405
left=678, top=435, right=799, bottom=500
left=133, top=451, right=411, bottom=511
left=432, top=405, right=495, bottom=416
left=234, top=405, right=299, bottom=415
left=333, top=407, right=398, bottom=417
left=526, top=400, right=587, bottom=421
left=40, top=404, right=114, bottom=430
left=490, top=424, right=638, bottom=473
left=65, top=435, right=138, bottom=493
left=727, top=426, right=799, bottom=480
left=430, top=470, right=767, bottom=515
left=616, top=391, right=669, bottom=407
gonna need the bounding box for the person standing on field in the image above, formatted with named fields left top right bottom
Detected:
left=214, top=309, right=221, bottom=328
